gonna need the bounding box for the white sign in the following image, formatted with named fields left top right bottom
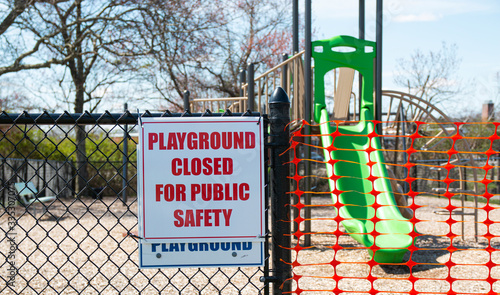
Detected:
left=137, top=116, right=265, bottom=268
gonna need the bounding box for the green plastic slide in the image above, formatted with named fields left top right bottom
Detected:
left=312, top=36, right=413, bottom=263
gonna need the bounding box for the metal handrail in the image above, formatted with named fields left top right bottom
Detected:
left=192, top=51, right=307, bottom=123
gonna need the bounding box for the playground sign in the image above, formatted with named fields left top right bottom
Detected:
left=137, top=116, right=265, bottom=268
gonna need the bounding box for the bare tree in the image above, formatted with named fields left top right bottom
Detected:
left=191, top=0, right=293, bottom=98
left=394, top=42, right=462, bottom=105
left=126, top=0, right=223, bottom=110
left=0, top=0, right=75, bottom=75
left=131, top=0, right=293, bottom=109
left=0, top=0, right=35, bottom=35
left=8, top=0, right=140, bottom=195
left=0, top=92, right=34, bottom=111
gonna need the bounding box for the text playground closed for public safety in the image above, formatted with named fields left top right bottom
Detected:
left=137, top=117, right=265, bottom=268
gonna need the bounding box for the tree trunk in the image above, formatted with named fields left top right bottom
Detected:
left=74, top=83, right=89, bottom=197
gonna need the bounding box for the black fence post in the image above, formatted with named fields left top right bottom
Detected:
left=122, top=103, right=128, bottom=204
left=269, top=87, right=291, bottom=294
left=248, top=63, right=255, bottom=112
left=303, top=0, right=313, bottom=247
left=183, top=90, right=190, bottom=113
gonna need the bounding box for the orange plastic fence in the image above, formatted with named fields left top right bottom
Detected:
left=288, top=120, right=500, bottom=294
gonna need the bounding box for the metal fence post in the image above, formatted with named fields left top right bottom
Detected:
left=122, top=103, right=128, bottom=203
left=303, top=0, right=313, bottom=247
left=375, top=0, right=383, bottom=134
left=183, top=90, right=190, bottom=113
left=269, top=87, right=291, bottom=294
left=248, top=63, right=255, bottom=112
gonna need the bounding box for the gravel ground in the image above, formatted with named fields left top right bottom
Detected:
left=1, top=193, right=498, bottom=294
left=0, top=198, right=263, bottom=294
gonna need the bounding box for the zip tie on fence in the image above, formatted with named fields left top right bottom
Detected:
left=126, top=231, right=143, bottom=241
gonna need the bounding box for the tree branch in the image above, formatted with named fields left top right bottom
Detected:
left=0, top=0, right=32, bottom=36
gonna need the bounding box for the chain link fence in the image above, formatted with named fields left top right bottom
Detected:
left=0, top=111, right=275, bottom=294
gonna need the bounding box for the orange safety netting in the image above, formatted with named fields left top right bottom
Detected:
left=287, top=120, right=500, bottom=294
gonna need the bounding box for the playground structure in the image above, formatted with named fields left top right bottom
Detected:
left=188, top=34, right=480, bottom=249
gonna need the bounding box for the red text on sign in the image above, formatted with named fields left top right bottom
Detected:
left=173, top=209, right=233, bottom=227
left=156, top=184, right=186, bottom=202
left=155, top=183, right=250, bottom=202
left=191, top=183, right=250, bottom=201
left=148, top=132, right=255, bottom=150
left=171, top=158, right=233, bottom=176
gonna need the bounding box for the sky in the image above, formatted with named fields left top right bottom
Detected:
left=2, top=0, right=498, bottom=118
left=310, top=0, right=500, bottom=117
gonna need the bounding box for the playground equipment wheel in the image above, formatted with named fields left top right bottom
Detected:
left=381, top=90, right=478, bottom=240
